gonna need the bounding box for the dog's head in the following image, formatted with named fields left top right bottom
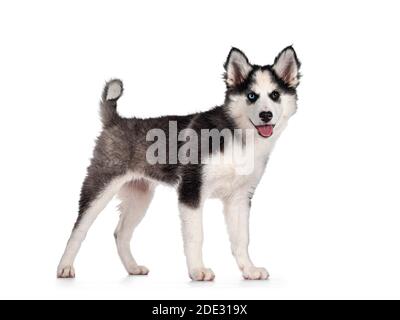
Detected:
left=224, top=46, right=301, bottom=138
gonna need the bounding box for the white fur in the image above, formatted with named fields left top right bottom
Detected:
left=228, top=70, right=297, bottom=131
left=196, top=66, right=297, bottom=280
left=106, top=81, right=122, bottom=100
left=114, top=180, right=155, bottom=275
left=201, top=136, right=272, bottom=279
left=178, top=203, right=215, bottom=281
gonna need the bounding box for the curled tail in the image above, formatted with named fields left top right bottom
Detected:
left=100, top=79, right=124, bottom=126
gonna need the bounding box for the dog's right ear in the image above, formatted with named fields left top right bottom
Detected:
left=224, top=48, right=252, bottom=88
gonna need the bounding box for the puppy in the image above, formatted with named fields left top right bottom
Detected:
left=57, top=46, right=301, bottom=281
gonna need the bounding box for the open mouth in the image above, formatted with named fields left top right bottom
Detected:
left=250, top=120, right=275, bottom=138
left=256, top=124, right=274, bottom=138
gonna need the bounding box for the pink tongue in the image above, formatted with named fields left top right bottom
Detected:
left=256, top=125, right=274, bottom=138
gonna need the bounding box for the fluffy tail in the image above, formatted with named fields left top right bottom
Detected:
left=100, top=79, right=124, bottom=126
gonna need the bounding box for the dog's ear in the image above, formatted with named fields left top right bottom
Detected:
left=273, top=46, right=301, bottom=88
left=224, top=48, right=252, bottom=88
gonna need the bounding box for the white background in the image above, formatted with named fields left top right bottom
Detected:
left=0, top=0, right=399, bottom=300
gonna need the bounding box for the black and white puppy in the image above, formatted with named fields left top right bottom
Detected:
left=58, top=46, right=301, bottom=281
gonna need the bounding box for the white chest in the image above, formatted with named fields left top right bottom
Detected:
left=202, top=138, right=274, bottom=199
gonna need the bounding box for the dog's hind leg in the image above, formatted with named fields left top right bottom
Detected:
left=114, top=179, right=155, bottom=275
left=57, top=171, right=132, bottom=278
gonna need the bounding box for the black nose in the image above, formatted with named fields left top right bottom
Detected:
left=259, top=111, right=273, bottom=123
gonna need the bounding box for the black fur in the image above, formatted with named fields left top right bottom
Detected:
left=74, top=47, right=300, bottom=227
left=226, top=65, right=298, bottom=97
left=74, top=103, right=238, bottom=228
left=224, top=45, right=301, bottom=97
left=178, top=164, right=203, bottom=208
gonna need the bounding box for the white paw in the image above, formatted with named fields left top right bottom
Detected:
left=189, top=268, right=215, bottom=281
left=242, top=266, right=269, bottom=280
left=128, top=265, right=149, bottom=275
left=57, top=265, right=75, bottom=278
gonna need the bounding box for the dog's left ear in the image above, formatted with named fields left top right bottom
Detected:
left=224, top=48, right=252, bottom=88
left=273, top=46, right=301, bottom=88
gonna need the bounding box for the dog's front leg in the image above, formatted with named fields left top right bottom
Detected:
left=179, top=203, right=215, bottom=281
left=223, top=194, right=269, bottom=280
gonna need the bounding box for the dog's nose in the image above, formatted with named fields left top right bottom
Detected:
left=259, top=111, right=273, bottom=123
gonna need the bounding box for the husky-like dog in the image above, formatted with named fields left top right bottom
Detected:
left=57, top=46, right=301, bottom=281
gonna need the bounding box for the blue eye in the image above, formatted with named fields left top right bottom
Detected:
left=247, top=91, right=258, bottom=102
